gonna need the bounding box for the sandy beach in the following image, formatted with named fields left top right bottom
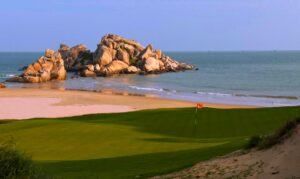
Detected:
left=0, top=88, right=255, bottom=120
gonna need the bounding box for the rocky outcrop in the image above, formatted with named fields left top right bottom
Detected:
left=80, top=34, right=193, bottom=77
left=7, top=50, right=66, bottom=83
left=0, top=83, right=6, bottom=88
left=7, top=34, right=193, bottom=83
left=58, top=44, right=93, bottom=71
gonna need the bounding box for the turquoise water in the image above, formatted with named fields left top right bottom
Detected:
left=1, top=51, right=300, bottom=106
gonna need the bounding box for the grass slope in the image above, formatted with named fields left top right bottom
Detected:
left=0, top=107, right=299, bottom=178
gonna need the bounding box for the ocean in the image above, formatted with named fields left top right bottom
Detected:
left=1, top=51, right=300, bottom=107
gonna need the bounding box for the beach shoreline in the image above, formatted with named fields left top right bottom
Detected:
left=0, top=88, right=256, bottom=120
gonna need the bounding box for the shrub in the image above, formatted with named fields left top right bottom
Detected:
left=246, top=117, right=300, bottom=150
left=245, top=135, right=262, bottom=149
left=0, top=139, right=50, bottom=179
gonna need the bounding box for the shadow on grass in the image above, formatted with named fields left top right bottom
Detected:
left=37, top=139, right=245, bottom=179
left=3, top=107, right=300, bottom=140
left=60, top=107, right=300, bottom=139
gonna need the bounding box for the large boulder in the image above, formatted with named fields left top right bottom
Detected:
left=7, top=50, right=66, bottom=83
left=140, top=45, right=154, bottom=60
left=124, top=66, right=141, bottom=74
left=116, top=48, right=130, bottom=64
left=81, top=69, right=96, bottom=77
left=144, top=57, right=160, bottom=72
left=161, top=55, right=179, bottom=71
left=101, top=34, right=144, bottom=51
left=100, top=60, right=129, bottom=76
left=93, top=46, right=114, bottom=66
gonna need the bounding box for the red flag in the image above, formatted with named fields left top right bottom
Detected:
left=196, top=103, right=204, bottom=109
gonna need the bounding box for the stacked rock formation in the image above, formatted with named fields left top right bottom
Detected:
left=7, top=34, right=193, bottom=83
left=80, top=34, right=193, bottom=77
left=7, top=50, right=66, bottom=83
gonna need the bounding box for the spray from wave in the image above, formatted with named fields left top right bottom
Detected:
left=0, top=73, right=16, bottom=79
left=129, top=86, right=164, bottom=92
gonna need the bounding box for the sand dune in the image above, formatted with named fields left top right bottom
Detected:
left=155, top=126, right=300, bottom=179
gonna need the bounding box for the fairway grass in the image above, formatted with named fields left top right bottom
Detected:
left=0, top=107, right=299, bottom=178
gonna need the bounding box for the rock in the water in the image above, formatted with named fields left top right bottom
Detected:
left=161, top=55, right=179, bottom=71
left=0, top=83, right=6, bottom=88
left=79, top=34, right=192, bottom=77
left=6, top=76, right=25, bottom=83
left=7, top=50, right=66, bottom=83
left=100, top=60, right=129, bottom=76
left=124, top=66, right=140, bottom=74
left=178, top=63, right=193, bottom=70
left=81, top=69, right=96, bottom=77
left=12, top=34, right=193, bottom=81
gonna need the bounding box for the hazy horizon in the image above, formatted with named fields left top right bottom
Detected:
left=2, top=50, right=300, bottom=53
left=1, top=0, right=300, bottom=52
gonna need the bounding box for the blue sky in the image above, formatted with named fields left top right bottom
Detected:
left=0, top=0, right=300, bottom=51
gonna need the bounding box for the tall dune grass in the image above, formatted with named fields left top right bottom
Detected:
left=246, top=117, right=300, bottom=149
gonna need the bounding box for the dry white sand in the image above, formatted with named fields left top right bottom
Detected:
left=0, top=97, right=133, bottom=119
left=0, top=88, right=254, bottom=120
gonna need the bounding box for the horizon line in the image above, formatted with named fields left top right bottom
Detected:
left=1, top=50, right=300, bottom=53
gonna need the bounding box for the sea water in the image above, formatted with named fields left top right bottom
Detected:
left=1, top=51, right=300, bottom=107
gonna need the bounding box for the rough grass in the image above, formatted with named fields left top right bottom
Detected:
left=247, top=117, right=300, bottom=149
left=0, top=106, right=299, bottom=178
left=0, top=139, right=50, bottom=179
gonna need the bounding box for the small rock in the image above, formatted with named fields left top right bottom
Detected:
left=80, top=69, right=96, bottom=77
left=124, top=66, right=140, bottom=74
left=0, top=83, right=6, bottom=88
left=45, top=49, right=55, bottom=58
left=271, top=170, right=279, bottom=175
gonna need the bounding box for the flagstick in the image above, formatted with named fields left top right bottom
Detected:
left=195, top=107, right=198, bottom=125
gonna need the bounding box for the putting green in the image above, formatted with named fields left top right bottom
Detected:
left=0, top=107, right=299, bottom=178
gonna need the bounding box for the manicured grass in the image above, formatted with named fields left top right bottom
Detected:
left=0, top=107, right=299, bottom=178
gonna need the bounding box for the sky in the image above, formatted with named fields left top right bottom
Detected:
left=0, top=0, right=300, bottom=52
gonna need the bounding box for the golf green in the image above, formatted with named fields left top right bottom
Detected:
left=0, top=106, right=299, bottom=178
